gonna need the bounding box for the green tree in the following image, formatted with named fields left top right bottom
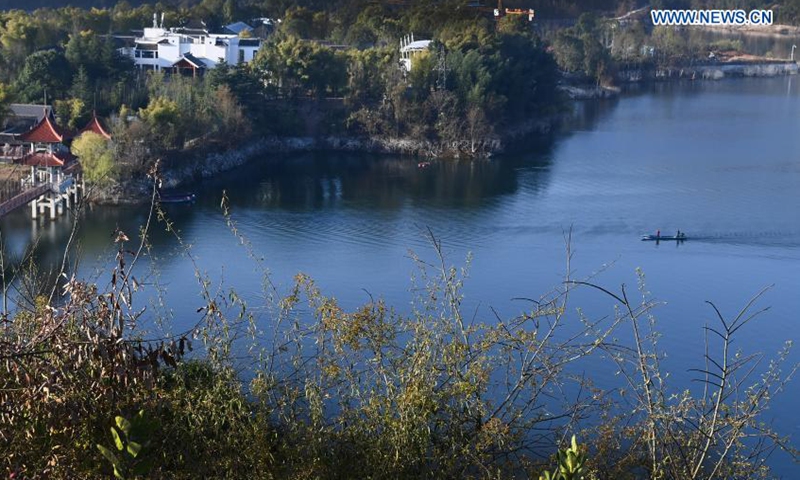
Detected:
left=0, top=83, right=10, bottom=125
left=207, top=62, right=268, bottom=123
left=581, top=33, right=612, bottom=84
left=0, top=12, right=39, bottom=70
left=13, top=49, right=72, bottom=103
left=223, top=0, right=237, bottom=24
left=256, top=36, right=347, bottom=98
left=552, top=31, right=585, bottom=73
left=138, top=96, right=181, bottom=149
left=344, top=47, right=395, bottom=107
left=611, top=23, right=647, bottom=62
left=281, top=7, right=327, bottom=39
left=72, top=131, right=115, bottom=185
left=66, top=31, right=105, bottom=77
left=651, top=26, right=690, bottom=66
left=70, top=66, right=92, bottom=107
left=54, top=98, right=88, bottom=130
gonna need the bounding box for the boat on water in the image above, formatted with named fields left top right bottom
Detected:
left=641, top=234, right=688, bottom=241
left=160, top=192, right=196, bottom=204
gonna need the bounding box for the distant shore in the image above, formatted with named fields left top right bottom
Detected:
left=699, top=23, right=800, bottom=37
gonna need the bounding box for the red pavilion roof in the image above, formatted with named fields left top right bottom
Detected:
left=78, top=114, right=111, bottom=140
left=18, top=113, right=72, bottom=144
left=15, top=150, right=76, bottom=168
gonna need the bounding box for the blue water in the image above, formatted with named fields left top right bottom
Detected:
left=2, top=76, right=799, bottom=476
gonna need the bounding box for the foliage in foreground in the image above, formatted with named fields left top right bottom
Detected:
left=0, top=195, right=796, bottom=478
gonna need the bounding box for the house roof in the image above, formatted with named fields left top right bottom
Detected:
left=19, top=114, right=72, bottom=144
left=400, top=40, right=432, bottom=53
left=79, top=114, right=112, bottom=140
left=15, top=150, right=75, bottom=168
left=8, top=104, right=54, bottom=122
left=173, top=53, right=208, bottom=69
left=224, top=21, right=253, bottom=35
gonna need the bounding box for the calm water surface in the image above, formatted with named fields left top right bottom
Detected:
left=2, top=77, right=799, bottom=475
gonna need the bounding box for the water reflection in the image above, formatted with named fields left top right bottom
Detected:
left=193, top=144, right=565, bottom=213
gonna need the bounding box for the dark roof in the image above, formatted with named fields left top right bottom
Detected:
left=173, top=53, right=207, bottom=69
left=111, top=36, right=137, bottom=48
left=223, top=21, right=253, bottom=35
left=8, top=104, right=54, bottom=123
left=179, top=28, right=209, bottom=36
left=176, top=19, right=209, bottom=36
left=3, top=105, right=54, bottom=136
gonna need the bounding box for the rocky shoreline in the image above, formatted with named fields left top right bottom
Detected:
left=91, top=57, right=797, bottom=206
left=564, top=59, right=798, bottom=99
left=90, top=118, right=558, bottom=205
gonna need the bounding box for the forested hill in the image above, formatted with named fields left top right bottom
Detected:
left=0, top=0, right=149, bottom=10
left=2, top=0, right=799, bottom=23
left=0, top=0, right=640, bottom=17
left=0, top=0, right=622, bottom=15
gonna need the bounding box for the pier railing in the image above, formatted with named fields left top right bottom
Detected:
left=0, top=174, right=79, bottom=218
left=0, top=183, right=50, bottom=218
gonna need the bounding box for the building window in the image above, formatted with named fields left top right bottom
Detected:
left=238, top=49, right=245, bottom=64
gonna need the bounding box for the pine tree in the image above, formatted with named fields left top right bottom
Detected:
left=70, top=66, right=93, bottom=107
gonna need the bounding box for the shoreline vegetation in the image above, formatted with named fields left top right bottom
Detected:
left=1, top=186, right=796, bottom=477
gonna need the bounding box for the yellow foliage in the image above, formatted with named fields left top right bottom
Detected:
left=72, top=132, right=115, bottom=185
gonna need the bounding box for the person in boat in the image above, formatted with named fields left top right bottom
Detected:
left=676, top=230, right=680, bottom=238
left=656, top=229, right=660, bottom=238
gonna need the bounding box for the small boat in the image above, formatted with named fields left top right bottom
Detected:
left=160, top=192, right=196, bottom=204
left=641, top=234, right=688, bottom=241
left=417, top=161, right=431, bottom=168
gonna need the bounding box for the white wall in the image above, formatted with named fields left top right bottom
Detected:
left=129, top=29, right=262, bottom=70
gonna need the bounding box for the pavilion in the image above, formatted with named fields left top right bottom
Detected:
left=12, top=112, right=83, bottom=219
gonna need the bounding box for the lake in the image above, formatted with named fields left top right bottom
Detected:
left=2, top=76, right=799, bottom=475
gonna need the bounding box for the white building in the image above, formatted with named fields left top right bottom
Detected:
left=122, top=15, right=262, bottom=75
left=399, top=34, right=431, bottom=72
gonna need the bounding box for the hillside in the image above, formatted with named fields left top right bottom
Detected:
left=0, top=0, right=148, bottom=11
